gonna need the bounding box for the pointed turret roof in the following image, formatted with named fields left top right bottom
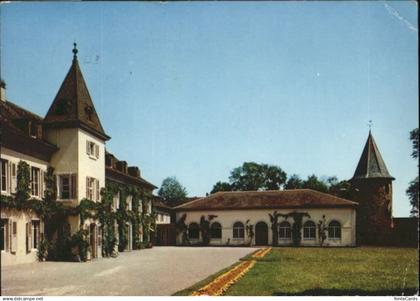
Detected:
left=351, top=131, right=394, bottom=181
left=44, top=43, right=110, bottom=141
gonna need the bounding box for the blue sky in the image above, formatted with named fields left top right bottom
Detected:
left=1, top=2, right=418, bottom=216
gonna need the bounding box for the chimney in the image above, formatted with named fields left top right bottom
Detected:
left=116, top=161, right=128, bottom=174
left=128, top=166, right=141, bottom=178
left=1, top=80, right=6, bottom=102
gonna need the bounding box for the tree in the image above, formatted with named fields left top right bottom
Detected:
left=228, top=162, right=287, bottom=191
left=158, top=177, right=187, bottom=206
left=407, top=128, right=419, bottom=216
left=410, top=128, right=419, bottom=160
left=285, top=174, right=304, bottom=189
left=302, top=174, right=328, bottom=193
left=327, top=176, right=351, bottom=199
left=210, top=181, right=232, bottom=194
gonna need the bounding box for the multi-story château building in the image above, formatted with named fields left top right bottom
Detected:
left=1, top=44, right=157, bottom=266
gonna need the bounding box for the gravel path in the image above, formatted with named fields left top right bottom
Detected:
left=1, top=246, right=257, bottom=296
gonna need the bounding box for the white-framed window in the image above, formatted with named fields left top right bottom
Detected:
left=328, top=220, right=342, bottom=239
left=1, top=218, right=9, bottom=252
left=278, top=221, right=291, bottom=240
left=57, top=174, right=77, bottom=200
left=31, top=167, right=41, bottom=197
left=86, top=177, right=100, bottom=201
left=138, top=200, right=143, bottom=213
left=32, top=220, right=40, bottom=249
left=233, top=222, right=245, bottom=239
left=86, top=140, right=99, bottom=159
left=1, top=159, right=8, bottom=193
left=112, top=192, right=120, bottom=211
left=127, top=195, right=133, bottom=211
left=303, top=221, right=316, bottom=240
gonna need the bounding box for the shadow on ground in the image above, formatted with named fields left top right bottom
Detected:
left=273, top=288, right=419, bottom=296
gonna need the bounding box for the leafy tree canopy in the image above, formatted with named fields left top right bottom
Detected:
left=211, top=162, right=287, bottom=193
left=210, top=181, right=233, bottom=194
left=407, top=128, right=419, bottom=216
left=285, top=174, right=350, bottom=198
left=158, top=177, right=187, bottom=206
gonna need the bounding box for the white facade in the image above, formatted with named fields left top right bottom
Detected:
left=176, top=207, right=356, bottom=247
left=1, top=147, right=49, bottom=266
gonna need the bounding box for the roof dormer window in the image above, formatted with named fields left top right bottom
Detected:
left=85, top=105, right=93, bottom=122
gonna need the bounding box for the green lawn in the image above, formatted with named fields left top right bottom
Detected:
left=224, top=247, right=419, bottom=296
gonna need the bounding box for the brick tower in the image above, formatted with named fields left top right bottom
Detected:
left=350, top=131, right=394, bottom=245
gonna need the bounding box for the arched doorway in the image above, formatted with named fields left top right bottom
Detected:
left=255, top=221, right=268, bottom=245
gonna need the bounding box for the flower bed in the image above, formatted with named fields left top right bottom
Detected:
left=191, top=247, right=272, bottom=296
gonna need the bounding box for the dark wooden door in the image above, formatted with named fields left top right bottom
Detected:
left=255, top=222, right=268, bottom=245
left=89, top=223, right=97, bottom=258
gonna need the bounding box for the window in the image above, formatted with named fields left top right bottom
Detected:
left=58, top=174, right=77, bottom=200
left=328, top=220, right=341, bottom=239
left=210, top=222, right=222, bottom=239
left=113, top=192, right=120, bottom=211
left=233, top=222, right=245, bottom=239
left=31, top=167, right=40, bottom=197
left=278, top=221, right=291, bottom=240
left=188, top=223, right=199, bottom=240
left=303, top=221, right=316, bottom=239
left=1, top=159, right=8, bottom=192
left=32, top=221, right=40, bottom=249
left=86, top=177, right=100, bottom=201
left=127, top=195, right=132, bottom=211
left=86, top=141, right=99, bottom=159
left=1, top=219, right=8, bottom=252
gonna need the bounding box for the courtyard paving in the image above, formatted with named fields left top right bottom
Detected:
left=1, top=246, right=257, bottom=296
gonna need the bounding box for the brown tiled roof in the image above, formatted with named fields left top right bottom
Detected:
left=44, top=51, right=110, bottom=141
left=106, top=166, right=157, bottom=190
left=351, top=131, right=394, bottom=181
left=174, top=189, right=358, bottom=211
left=1, top=100, right=58, bottom=161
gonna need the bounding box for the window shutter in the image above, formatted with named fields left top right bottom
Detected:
left=86, top=177, right=89, bottom=200
left=26, top=222, right=31, bottom=252
left=7, top=161, right=11, bottom=193
left=56, top=175, right=61, bottom=199
left=11, top=221, right=17, bottom=253
left=40, top=220, right=45, bottom=236
left=86, top=141, right=90, bottom=155
left=71, top=174, right=77, bottom=199
left=96, top=179, right=100, bottom=201
left=40, top=170, right=44, bottom=198
left=5, top=221, right=10, bottom=252
left=95, top=144, right=99, bottom=159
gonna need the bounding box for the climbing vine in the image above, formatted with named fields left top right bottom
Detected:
left=199, top=215, right=217, bottom=245
left=1, top=160, right=154, bottom=262
left=281, top=211, right=311, bottom=246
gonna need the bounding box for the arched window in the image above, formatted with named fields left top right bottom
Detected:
left=232, top=222, right=245, bottom=239
left=328, top=220, right=341, bottom=239
left=210, top=222, right=222, bottom=239
left=188, top=223, right=199, bottom=240
left=303, top=221, right=316, bottom=239
left=278, top=221, right=291, bottom=239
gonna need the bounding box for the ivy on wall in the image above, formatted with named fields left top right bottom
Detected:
left=0, top=160, right=155, bottom=262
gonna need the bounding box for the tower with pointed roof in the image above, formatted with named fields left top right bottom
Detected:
left=350, top=131, right=394, bottom=245
left=43, top=44, right=110, bottom=238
